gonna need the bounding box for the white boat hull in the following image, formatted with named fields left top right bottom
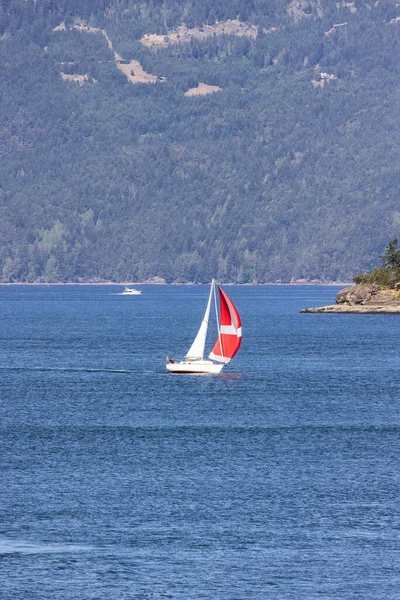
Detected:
left=166, top=360, right=224, bottom=374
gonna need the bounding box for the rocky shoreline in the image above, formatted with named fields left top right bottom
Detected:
left=301, top=304, right=400, bottom=313
left=301, top=284, right=400, bottom=313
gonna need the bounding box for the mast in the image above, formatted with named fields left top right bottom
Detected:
left=213, top=280, right=223, bottom=358
left=185, top=280, right=214, bottom=360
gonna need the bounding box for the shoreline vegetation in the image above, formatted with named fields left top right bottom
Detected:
left=301, top=239, right=400, bottom=313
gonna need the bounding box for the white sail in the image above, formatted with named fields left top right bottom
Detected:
left=185, top=281, right=214, bottom=360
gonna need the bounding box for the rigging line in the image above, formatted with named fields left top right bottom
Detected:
left=203, top=279, right=213, bottom=360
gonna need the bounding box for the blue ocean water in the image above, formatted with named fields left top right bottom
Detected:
left=0, top=284, right=399, bottom=599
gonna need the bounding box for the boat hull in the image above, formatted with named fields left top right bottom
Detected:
left=122, top=290, right=141, bottom=295
left=166, top=360, right=224, bottom=374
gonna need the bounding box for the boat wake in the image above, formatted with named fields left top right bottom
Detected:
left=0, top=538, right=93, bottom=555
left=0, top=367, right=130, bottom=374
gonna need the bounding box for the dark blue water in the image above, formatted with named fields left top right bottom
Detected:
left=1, top=285, right=399, bottom=599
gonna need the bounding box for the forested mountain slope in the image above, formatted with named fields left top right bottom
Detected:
left=0, top=0, right=399, bottom=283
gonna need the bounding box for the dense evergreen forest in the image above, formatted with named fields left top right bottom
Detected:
left=0, top=0, right=399, bottom=283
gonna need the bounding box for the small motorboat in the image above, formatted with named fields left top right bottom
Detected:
left=122, top=287, right=142, bottom=295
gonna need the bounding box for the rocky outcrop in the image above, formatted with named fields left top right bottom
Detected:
left=301, top=285, right=400, bottom=313
left=335, top=284, right=379, bottom=305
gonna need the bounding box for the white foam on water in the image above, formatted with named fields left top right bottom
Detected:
left=0, top=539, right=93, bottom=555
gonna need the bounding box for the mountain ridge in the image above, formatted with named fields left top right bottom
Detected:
left=0, top=0, right=399, bottom=283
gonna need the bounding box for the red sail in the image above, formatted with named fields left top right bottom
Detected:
left=209, top=287, right=242, bottom=363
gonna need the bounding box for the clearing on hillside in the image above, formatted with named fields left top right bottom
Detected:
left=184, top=83, right=222, bottom=97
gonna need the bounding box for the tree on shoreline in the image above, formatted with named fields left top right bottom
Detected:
left=353, top=239, right=400, bottom=289
left=380, top=238, right=400, bottom=271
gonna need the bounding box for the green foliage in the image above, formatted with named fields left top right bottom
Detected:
left=352, top=274, right=369, bottom=285
left=0, top=0, right=400, bottom=282
left=352, top=268, right=393, bottom=288
left=380, top=238, right=400, bottom=270
left=353, top=240, right=400, bottom=289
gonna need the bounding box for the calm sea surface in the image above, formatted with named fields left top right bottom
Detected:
left=1, top=285, right=399, bottom=599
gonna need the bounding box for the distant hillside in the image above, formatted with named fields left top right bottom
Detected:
left=0, top=0, right=399, bottom=283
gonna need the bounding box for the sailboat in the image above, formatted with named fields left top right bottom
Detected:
left=166, top=280, right=242, bottom=374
